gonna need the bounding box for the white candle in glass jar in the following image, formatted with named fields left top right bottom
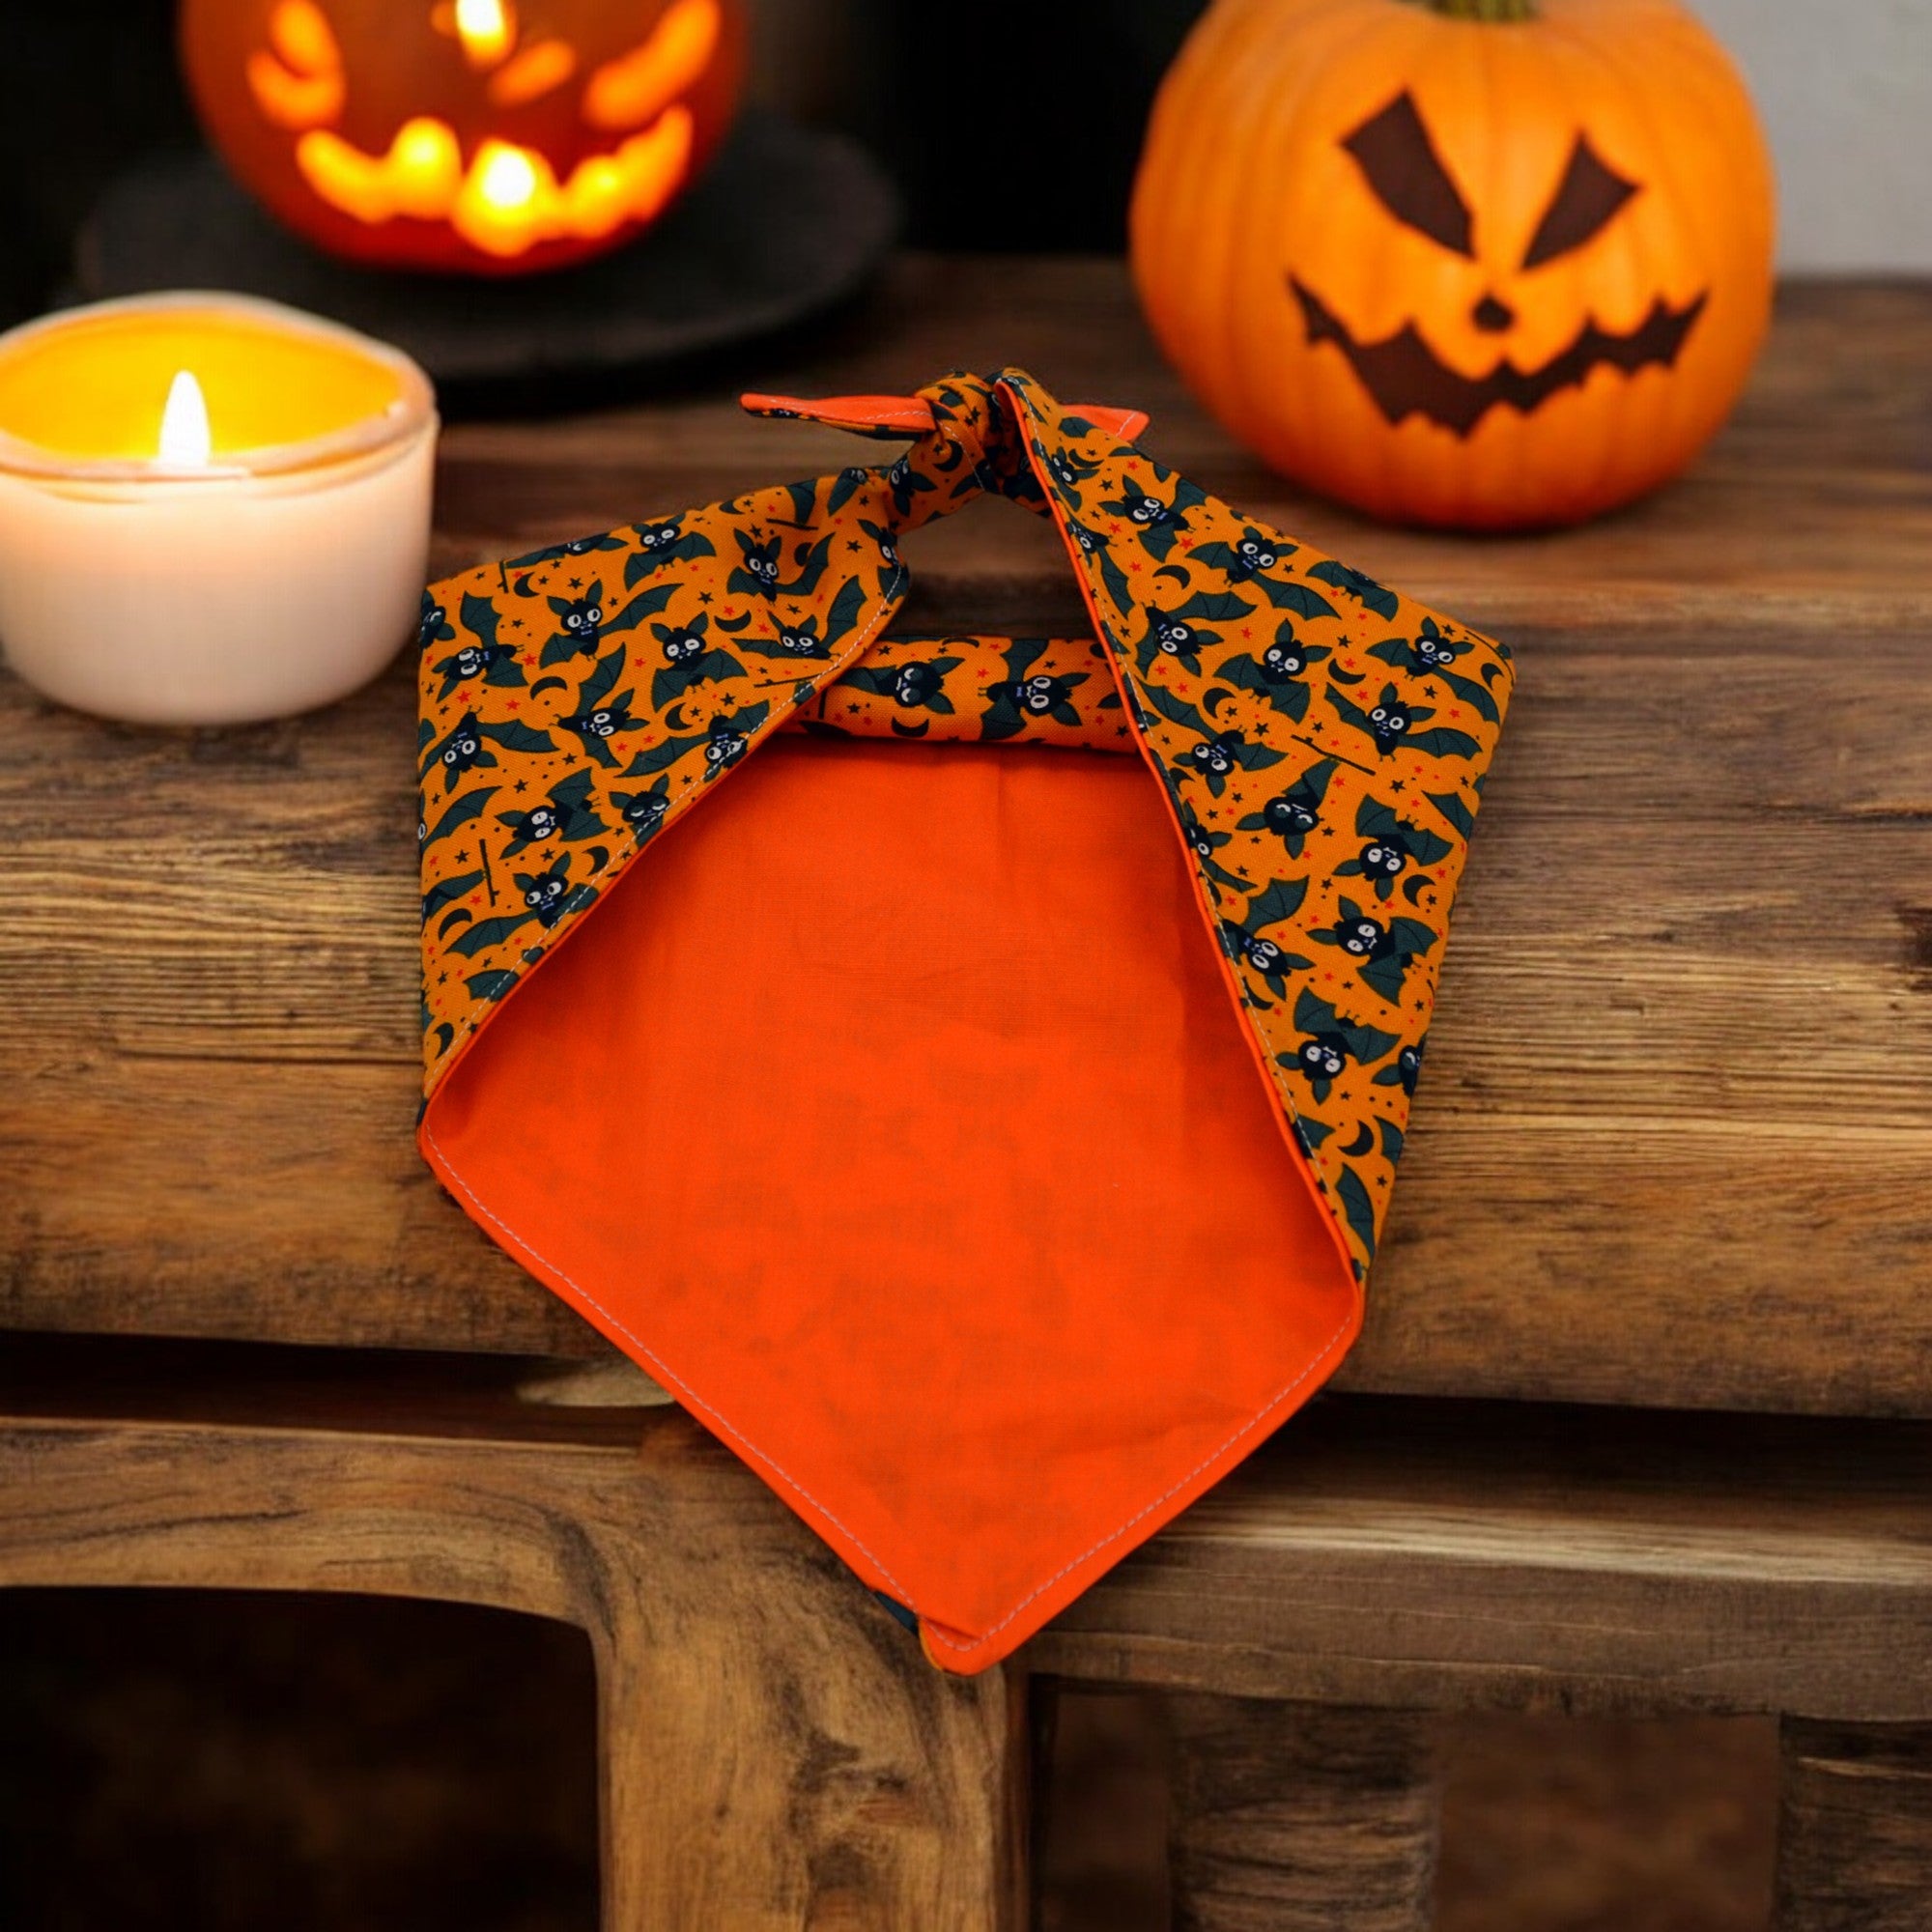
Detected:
left=0, top=292, right=437, bottom=725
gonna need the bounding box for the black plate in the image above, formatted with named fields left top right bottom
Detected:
left=74, top=112, right=899, bottom=397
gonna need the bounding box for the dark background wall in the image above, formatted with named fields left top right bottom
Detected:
left=837, top=1, right=1207, bottom=250
left=0, top=1588, right=1778, bottom=1932
left=0, top=0, right=1208, bottom=327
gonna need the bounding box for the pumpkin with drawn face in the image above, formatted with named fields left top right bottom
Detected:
left=181, top=0, right=746, bottom=274
left=1130, top=0, right=1774, bottom=529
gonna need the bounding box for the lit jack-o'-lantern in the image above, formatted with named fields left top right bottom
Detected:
left=1131, top=0, right=1774, bottom=529
left=181, top=0, right=746, bottom=273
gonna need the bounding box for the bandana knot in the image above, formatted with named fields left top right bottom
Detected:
left=741, top=369, right=1152, bottom=537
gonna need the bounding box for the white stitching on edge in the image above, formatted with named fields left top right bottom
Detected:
left=423, top=1121, right=917, bottom=1605
left=424, top=1115, right=1354, bottom=1658
left=920, top=1302, right=1354, bottom=1654
left=423, top=554, right=916, bottom=1597
left=424, top=411, right=1361, bottom=1660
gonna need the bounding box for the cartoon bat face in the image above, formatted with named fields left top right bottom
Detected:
left=894, top=662, right=945, bottom=706
left=704, top=716, right=753, bottom=770
left=437, top=715, right=486, bottom=777
left=1216, top=877, right=1313, bottom=1001
left=1240, top=933, right=1291, bottom=975
left=434, top=639, right=526, bottom=698
left=1046, top=444, right=1099, bottom=491
left=611, top=784, right=670, bottom=838
left=1230, top=530, right=1284, bottom=577
left=1410, top=619, right=1461, bottom=671
left=518, top=866, right=573, bottom=927
left=1339, top=913, right=1394, bottom=959
left=446, top=644, right=498, bottom=681
left=859, top=521, right=903, bottom=572
left=553, top=593, right=606, bottom=639
left=1011, top=674, right=1063, bottom=716
left=1281, top=990, right=1403, bottom=1100
left=773, top=619, right=828, bottom=657
left=1339, top=796, right=1455, bottom=901
left=496, top=768, right=605, bottom=856
left=1120, top=486, right=1176, bottom=527
left=1239, top=759, right=1337, bottom=856
left=736, top=536, right=781, bottom=592
left=419, top=595, right=455, bottom=650
left=1187, top=733, right=1244, bottom=777
left=1359, top=838, right=1408, bottom=879
left=1312, top=896, right=1438, bottom=1002
left=1365, top=696, right=1413, bottom=752
left=1330, top=679, right=1482, bottom=760
left=1138, top=611, right=1223, bottom=676
left=1296, top=1035, right=1350, bottom=1083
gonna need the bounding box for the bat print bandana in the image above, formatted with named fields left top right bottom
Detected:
left=416, top=369, right=1512, bottom=1672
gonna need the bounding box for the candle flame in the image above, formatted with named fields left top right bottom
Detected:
left=473, top=142, right=540, bottom=212
left=453, top=0, right=514, bottom=67
left=158, top=369, right=213, bottom=467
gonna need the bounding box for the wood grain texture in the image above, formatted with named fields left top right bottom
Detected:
left=1775, top=1721, right=1932, bottom=1930
left=3, top=1342, right=1928, bottom=1727
left=1164, top=1699, right=1437, bottom=1932
left=1027, top=1394, right=1932, bottom=1719
left=0, top=1354, right=1027, bottom=1931
left=4, top=264, right=1929, bottom=1416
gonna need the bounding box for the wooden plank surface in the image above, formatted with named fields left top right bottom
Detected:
left=1163, top=1699, right=1439, bottom=1932
left=1031, top=1394, right=1932, bottom=1718
left=3, top=261, right=1929, bottom=1413
left=0, top=1339, right=1030, bottom=1932
left=3, top=1341, right=1927, bottom=1721
left=1775, top=1720, right=1932, bottom=1930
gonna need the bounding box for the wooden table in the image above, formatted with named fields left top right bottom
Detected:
left=4, top=260, right=1929, bottom=1928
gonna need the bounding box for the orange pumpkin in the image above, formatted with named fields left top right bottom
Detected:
left=1130, top=0, right=1775, bottom=530
left=181, top=0, right=747, bottom=275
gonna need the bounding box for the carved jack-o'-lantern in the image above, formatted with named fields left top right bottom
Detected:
left=182, top=0, right=746, bottom=274
left=1131, top=0, right=1775, bottom=529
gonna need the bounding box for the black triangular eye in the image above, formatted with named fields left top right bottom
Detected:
left=1342, top=91, right=1473, bottom=258
left=1522, top=134, right=1639, bottom=269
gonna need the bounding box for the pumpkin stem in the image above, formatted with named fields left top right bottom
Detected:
left=1407, top=0, right=1537, bottom=20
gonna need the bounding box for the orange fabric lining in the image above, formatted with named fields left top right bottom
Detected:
left=740, top=390, right=1152, bottom=443
left=421, top=732, right=1357, bottom=1660
left=414, top=366, right=1514, bottom=1670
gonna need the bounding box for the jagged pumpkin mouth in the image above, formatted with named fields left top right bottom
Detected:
left=1290, top=275, right=1707, bottom=438
left=243, top=0, right=721, bottom=257
left=294, top=105, right=693, bottom=256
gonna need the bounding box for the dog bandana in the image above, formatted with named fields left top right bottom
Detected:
left=416, top=368, right=1512, bottom=1672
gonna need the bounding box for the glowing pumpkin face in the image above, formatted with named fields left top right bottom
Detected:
left=181, top=0, right=746, bottom=274
left=1131, top=0, right=1775, bottom=530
